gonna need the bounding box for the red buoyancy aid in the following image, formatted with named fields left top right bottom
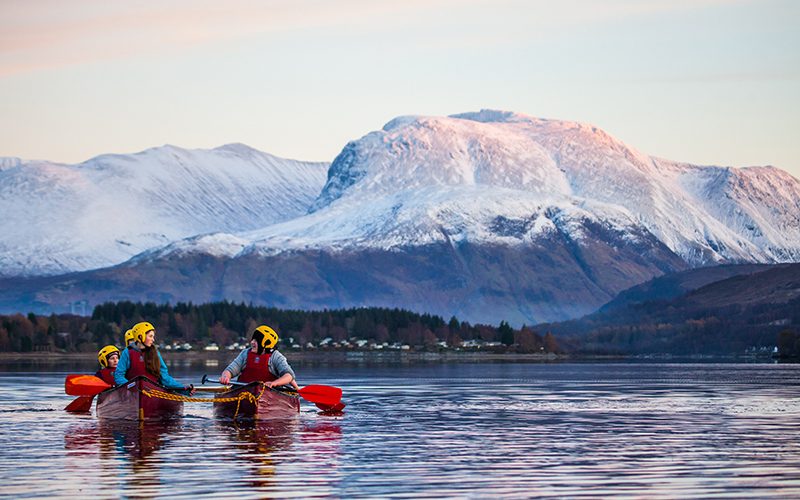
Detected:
left=126, top=349, right=158, bottom=383
left=95, top=367, right=116, bottom=386
left=238, top=349, right=277, bottom=383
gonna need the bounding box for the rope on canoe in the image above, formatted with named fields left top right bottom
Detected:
left=141, top=384, right=270, bottom=419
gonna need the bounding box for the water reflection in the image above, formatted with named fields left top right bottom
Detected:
left=211, top=417, right=343, bottom=495
left=220, top=419, right=297, bottom=486
left=66, top=419, right=180, bottom=459
left=65, top=418, right=183, bottom=495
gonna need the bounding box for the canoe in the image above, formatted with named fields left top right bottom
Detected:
left=213, top=382, right=300, bottom=420
left=96, top=376, right=184, bottom=421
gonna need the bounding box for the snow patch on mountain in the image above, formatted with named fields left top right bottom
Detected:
left=134, top=186, right=647, bottom=265
left=130, top=232, right=250, bottom=262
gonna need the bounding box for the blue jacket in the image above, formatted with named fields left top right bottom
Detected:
left=114, top=346, right=185, bottom=390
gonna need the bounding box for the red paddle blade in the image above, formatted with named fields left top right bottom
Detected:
left=65, top=374, right=111, bottom=396
left=298, top=384, right=342, bottom=406
left=65, top=395, right=94, bottom=412
left=315, top=401, right=346, bottom=414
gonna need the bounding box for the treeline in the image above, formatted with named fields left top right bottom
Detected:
left=777, top=330, right=800, bottom=359
left=0, top=313, right=94, bottom=352
left=0, top=300, right=560, bottom=354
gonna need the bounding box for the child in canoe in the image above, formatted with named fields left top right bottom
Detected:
left=95, top=345, right=120, bottom=385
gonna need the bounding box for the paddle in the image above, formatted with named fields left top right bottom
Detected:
left=297, top=384, right=343, bottom=407
left=193, top=386, right=230, bottom=393
left=201, top=375, right=343, bottom=407
left=65, top=374, right=111, bottom=397
left=315, top=401, right=346, bottom=414
left=65, top=395, right=94, bottom=412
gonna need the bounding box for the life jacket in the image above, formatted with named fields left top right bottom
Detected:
left=238, top=349, right=277, bottom=383
left=95, top=367, right=116, bottom=386
left=126, top=348, right=158, bottom=383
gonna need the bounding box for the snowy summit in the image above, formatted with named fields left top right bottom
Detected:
left=185, top=110, right=800, bottom=266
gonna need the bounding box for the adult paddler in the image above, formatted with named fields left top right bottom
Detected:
left=114, top=321, right=195, bottom=394
left=219, top=325, right=299, bottom=390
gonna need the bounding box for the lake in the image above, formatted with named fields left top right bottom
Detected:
left=1, top=361, right=798, bottom=498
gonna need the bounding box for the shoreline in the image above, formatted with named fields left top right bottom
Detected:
left=0, top=351, right=782, bottom=364
left=0, top=350, right=569, bottom=362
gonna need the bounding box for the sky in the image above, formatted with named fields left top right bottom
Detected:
left=1, top=0, right=798, bottom=178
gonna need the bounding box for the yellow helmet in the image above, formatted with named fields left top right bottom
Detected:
left=252, top=325, right=279, bottom=351
left=97, top=345, right=120, bottom=368
left=131, top=321, right=155, bottom=344
left=123, top=329, right=135, bottom=346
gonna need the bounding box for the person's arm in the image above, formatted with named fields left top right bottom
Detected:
left=157, top=351, right=188, bottom=390
left=219, top=348, right=248, bottom=384
left=265, top=372, right=295, bottom=388
left=114, top=348, right=130, bottom=385
left=266, top=350, right=296, bottom=388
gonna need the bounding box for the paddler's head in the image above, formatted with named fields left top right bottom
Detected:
left=131, top=321, right=156, bottom=348
left=251, top=325, right=279, bottom=354
left=123, top=329, right=135, bottom=347
left=98, top=345, right=120, bottom=369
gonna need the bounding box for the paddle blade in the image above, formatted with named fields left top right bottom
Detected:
left=65, top=395, right=94, bottom=412
left=315, top=401, right=346, bottom=415
left=298, top=384, right=342, bottom=406
left=65, top=375, right=111, bottom=396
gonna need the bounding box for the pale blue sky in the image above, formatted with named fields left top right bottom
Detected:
left=1, top=0, right=798, bottom=178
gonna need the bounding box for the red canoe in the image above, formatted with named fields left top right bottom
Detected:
left=96, top=376, right=184, bottom=421
left=213, top=382, right=300, bottom=420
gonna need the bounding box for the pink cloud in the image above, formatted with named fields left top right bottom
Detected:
left=0, top=0, right=754, bottom=77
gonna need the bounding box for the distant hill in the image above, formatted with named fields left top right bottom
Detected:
left=598, top=264, right=774, bottom=313
left=543, top=263, right=800, bottom=355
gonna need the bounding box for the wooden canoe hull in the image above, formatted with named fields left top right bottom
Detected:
left=96, top=376, right=184, bottom=420
left=213, top=383, right=300, bottom=420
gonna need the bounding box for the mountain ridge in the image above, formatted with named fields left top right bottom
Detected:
left=0, top=144, right=329, bottom=277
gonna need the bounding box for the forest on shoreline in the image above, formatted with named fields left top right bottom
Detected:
left=0, top=300, right=559, bottom=354
left=3, top=299, right=797, bottom=358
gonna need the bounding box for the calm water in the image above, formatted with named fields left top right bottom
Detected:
left=1, top=362, right=799, bottom=498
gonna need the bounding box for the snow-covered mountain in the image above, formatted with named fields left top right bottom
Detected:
left=2, top=110, right=799, bottom=325
left=0, top=144, right=328, bottom=277
left=134, top=110, right=800, bottom=265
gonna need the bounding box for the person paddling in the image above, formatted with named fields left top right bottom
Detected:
left=114, top=321, right=195, bottom=395
left=219, top=325, right=299, bottom=390
left=95, top=345, right=119, bottom=386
